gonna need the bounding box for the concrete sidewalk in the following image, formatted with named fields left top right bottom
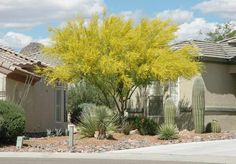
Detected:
left=0, top=139, right=236, bottom=163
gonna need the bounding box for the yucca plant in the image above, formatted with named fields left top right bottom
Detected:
left=78, top=105, right=118, bottom=139
left=158, top=124, right=179, bottom=140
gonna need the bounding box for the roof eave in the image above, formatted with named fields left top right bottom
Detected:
left=199, top=56, right=235, bottom=64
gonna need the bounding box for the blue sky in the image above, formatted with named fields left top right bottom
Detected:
left=0, top=0, right=234, bottom=50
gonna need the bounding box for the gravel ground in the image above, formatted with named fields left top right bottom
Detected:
left=0, top=130, right=235, bottom=153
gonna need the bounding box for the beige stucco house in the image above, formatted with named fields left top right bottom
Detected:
left=0, top=44, right=67, bottom=133
left=176, top=38, right=236, bottom=131
left=129, top=38, right=236, bottom=131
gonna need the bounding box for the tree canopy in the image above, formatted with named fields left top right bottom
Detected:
left=40, top=15, right=201, bottom=115
left=206, top=22, right=236, bottom=42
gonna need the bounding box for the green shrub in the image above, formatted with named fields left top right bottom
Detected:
left=127, top=116, right=142, bottom=130
left=78, top=105, right=118, bottom=139
left=158, top=124, right=178, bottom=140
left=127, top=116, right=158, bottom=135
left=0, top=100, right=25, bottom=143
left=0, top=115, right=4, bottom=135
left=122, top=122, right=133, bottom=135
left=140, top=118, right=158, bottom=135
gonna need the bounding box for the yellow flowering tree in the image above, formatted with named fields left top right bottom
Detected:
left=40, top=15, right=201, bottom=116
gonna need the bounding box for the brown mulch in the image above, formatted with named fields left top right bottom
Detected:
left=0, top=130, right=235, bottom=153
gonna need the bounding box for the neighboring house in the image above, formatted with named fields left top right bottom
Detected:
left=176, top=38, right=236, bottom=131
left=0, top=44, right=67, bottom=133
left=130, top=38, right=236, bottom=131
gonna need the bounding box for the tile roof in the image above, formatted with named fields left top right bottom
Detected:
left=20, top=42, right=59, bottom=66
left=0, top=45, right=45, bottom=77
left=173, top=39, right=236, bottom=62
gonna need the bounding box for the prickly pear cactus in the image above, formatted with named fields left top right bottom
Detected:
left=192, top=77, right=205, bottom=133
left=211, top=120, right=221, bottom=133
left=164, top=98, right=176, bottom=125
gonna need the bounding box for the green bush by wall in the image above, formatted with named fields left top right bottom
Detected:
left=127, top=116, right=158, bottom=135
left=0, top=100, right=25, bottom=143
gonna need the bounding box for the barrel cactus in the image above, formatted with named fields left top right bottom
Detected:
left=164, top=98, right=176, bottom=125
left=210, top=120, right=221, bottom=133
left=192, top=77, right=205, bottom=133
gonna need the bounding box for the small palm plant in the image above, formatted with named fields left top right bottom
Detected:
left=78, top=105, right=118, bottom=139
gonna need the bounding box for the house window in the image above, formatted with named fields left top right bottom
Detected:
left=148, top=95, right=163, bottom=116
left=63, top=90, right=67, bottom=122
left=55, top=89, right=62, bottom=122
left=55, top=82, right=67, bottom=123
left=147, top=81, right=163, bottom=116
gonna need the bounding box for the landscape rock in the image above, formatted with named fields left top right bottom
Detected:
left=0, top=131, right=235, bottom=153
left=193, top=136, right=202, bottom=142
left=129, top=129, right=139, bottom=135
left=94, top=131, right=99, bottom=138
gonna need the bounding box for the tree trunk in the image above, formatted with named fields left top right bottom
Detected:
left=97, top=128, right=106, bottom=140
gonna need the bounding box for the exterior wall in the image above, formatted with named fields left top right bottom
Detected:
left=179, top=62, right=236, bottom=131
left=179, top=62, right=236, bottom=109
left=5, top=77, right=67, bottom=133
left=205, top=114, right=236, bottom=132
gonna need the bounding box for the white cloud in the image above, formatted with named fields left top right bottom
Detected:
left=0, top=23, right=40, bottom=29
left=116, top=10, right=144, bottom=22
left=175, top=18, right=216, bottom=42
left=0, top=32, right=51, bottom=50
left=156, top=9, right=193, bottom=24
left=37, top=38, right=52, bottom=46
left=0, top=32, right=33, bottom=50
left=0, top=0, right=105, bottom=29
left=194, top=0, right=236, bottom=19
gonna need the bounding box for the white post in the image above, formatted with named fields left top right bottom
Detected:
left=16, top=136, right=24, bottom=149
left=68, top=125, right=74, bottom=148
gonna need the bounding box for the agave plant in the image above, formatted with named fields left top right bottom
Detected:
left=55, top=129, right=63, bottom=136
left=46, top=129, right=53, bottom=137
left=78, top=105, right=118, bottom=139
left=158, top=124, right=179, bottom=140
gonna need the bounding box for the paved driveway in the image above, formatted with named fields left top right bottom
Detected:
left=110, top=139, right=236, bottom=156
left=109, top=139, right=236, bottom=163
